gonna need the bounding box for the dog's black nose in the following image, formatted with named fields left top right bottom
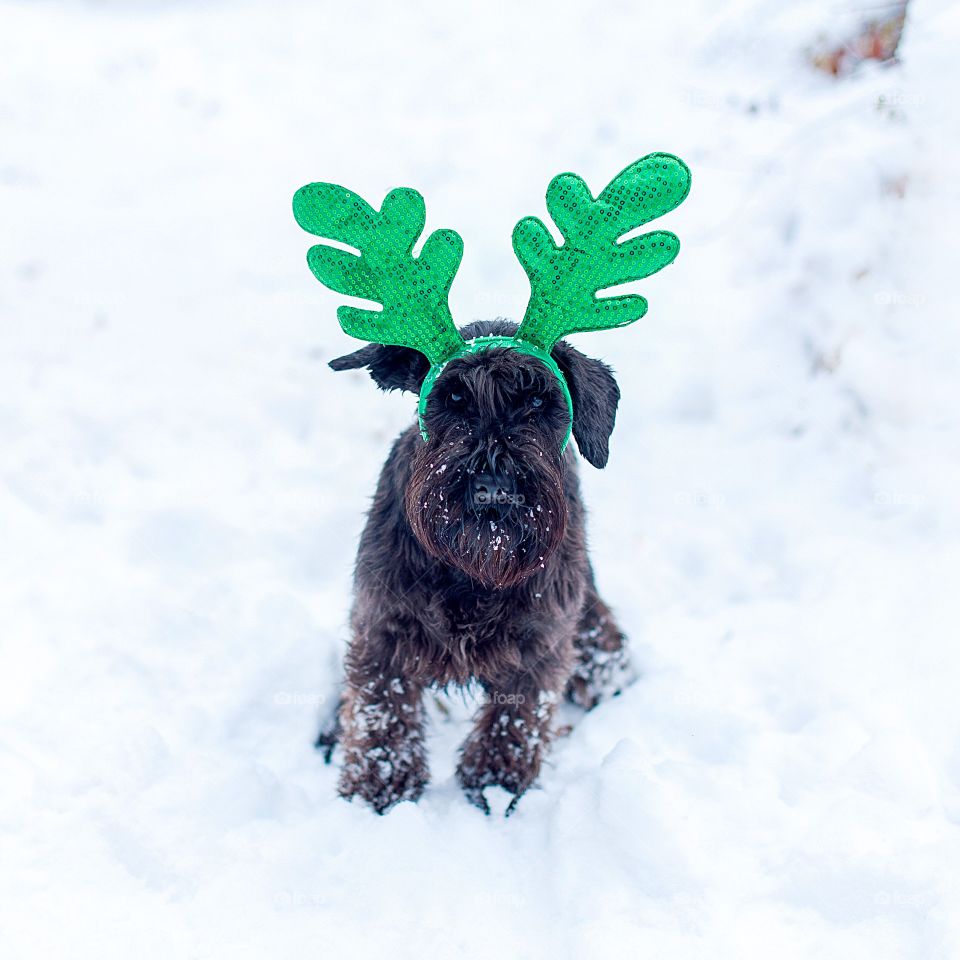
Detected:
left=470, top=473, right=517, bottom=511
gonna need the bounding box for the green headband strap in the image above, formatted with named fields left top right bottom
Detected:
left=293, top=153, right=690, bottom=451
left=416, top=335, right=574, bottom=450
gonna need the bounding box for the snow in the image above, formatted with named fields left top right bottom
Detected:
left=1, top=0, right=959, bottom=956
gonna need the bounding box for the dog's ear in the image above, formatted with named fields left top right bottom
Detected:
left=552, top=341, right=621, bottom=469
left=328, top=344, right=430, bottom=394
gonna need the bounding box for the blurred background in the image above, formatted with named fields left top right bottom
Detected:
left=1, top=1, right=958, bottom=957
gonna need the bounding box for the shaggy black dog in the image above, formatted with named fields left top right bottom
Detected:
left=317, top=319, right=634, bottom=814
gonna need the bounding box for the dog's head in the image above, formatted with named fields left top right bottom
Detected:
left=330, top=320, right=620, bottom=589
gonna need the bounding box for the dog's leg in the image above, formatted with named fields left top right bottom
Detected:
left=566, top=587, right=636, bottom=710
left=314, top=694, right=342, bottom=764
left=337, top=656, right=428, bottom=814
left=457, top=664, right=566, bottom=815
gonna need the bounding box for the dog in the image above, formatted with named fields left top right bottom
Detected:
left=316, top=318, right=635, bottom=815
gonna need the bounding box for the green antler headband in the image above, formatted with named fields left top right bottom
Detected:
left=292, top=153, right=691, bottom=449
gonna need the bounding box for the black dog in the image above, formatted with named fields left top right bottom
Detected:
left=317, top=319, right=634, bottom=814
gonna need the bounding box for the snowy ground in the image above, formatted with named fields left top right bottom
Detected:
left=2, top=0, right=959, bottom=956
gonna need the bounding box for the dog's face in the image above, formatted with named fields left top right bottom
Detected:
left=406, top=347, right=570, bottom=589
left=330, top=321, right=621, bottom=589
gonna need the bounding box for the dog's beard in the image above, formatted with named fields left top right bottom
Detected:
left=404, top=432, right=567, bottom=590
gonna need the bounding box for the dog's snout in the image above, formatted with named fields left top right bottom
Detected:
left=470, top=472, right=516, bottom=510
left=472, top=472, right=514, bottom=498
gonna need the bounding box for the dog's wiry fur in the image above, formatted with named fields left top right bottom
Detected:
left=318, top=320, right=635, bottom=814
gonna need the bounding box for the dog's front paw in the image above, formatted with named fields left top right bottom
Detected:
left=338, top=741, right=428, bottom=814
left=456, top=730, right=541, bottom=816
left=566, top=645, right=637, bottom=711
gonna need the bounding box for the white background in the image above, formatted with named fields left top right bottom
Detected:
left=1, top=0, right=958, bottom=957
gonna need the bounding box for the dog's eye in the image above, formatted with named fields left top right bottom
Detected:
left=530, top=395, right=544, bottom=409
left=446, top=390, right=468, bottom=411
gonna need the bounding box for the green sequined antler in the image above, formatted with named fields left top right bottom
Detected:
left=512, top=153, right=691, bottom=352
left=292, top=183, right=466, bottom=366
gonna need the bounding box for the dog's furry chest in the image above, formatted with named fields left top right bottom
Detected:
left=392, top=569, right=586, bottom=688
